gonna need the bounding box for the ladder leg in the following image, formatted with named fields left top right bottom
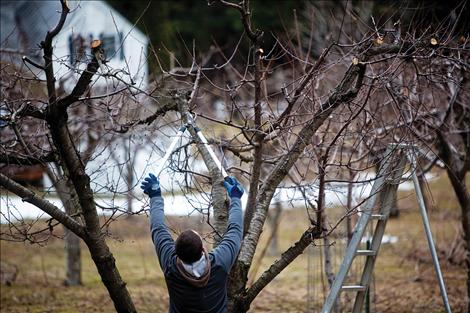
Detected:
left=408, top=152, right=452, bottom=313
left=352, top=157, right=406, bottom=313
left=321, top=144, right=452, bottom=313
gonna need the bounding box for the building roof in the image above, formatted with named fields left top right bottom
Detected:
left=1, top=1, right=148, bottom=57
left=1, top=0, right=149, bottom=88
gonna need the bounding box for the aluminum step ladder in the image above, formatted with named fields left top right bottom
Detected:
left=320, top=144, right=452, bottom=313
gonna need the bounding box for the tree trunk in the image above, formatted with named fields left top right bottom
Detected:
left=176, top=93, right=228, bottom=244
left=346, top=169, right=355, bottom=244
left=86, top=236, right=137, bottom=312
left=46, top=109, right=137, bottom=312
left=417, top=171, right=431, bottom=211
left=267, top=201, right=282, bottom=256
left=319, top=163, right=340, bottom=313
left=64, top=229, right=81, bottom=286
left=48, top=167, right=82, bottom=286
left=228, top=61, right=366, bottom=310
left=323, top=234, right=341, bottom=313
left=436, top=73, right=469, bottom=308
left=446, top=170, right=470, bottom=308
left=227, top=263, right=250, bottom=313
left=388, top=188, right=399, bottom=217
left=125, top=159, right=134, bottom=214
left=375, top=156, right=399, bottom=217
left=61, top=181, right=82, bottom=286
left=246, top=202, right=283, bottom=286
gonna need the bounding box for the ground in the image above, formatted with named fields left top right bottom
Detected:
left=0, top=170, right=467, bottom=312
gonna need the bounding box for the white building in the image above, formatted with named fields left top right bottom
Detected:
left=1, top=0, right=153, bottom=201
left=0, top=0, right=148, bottom=89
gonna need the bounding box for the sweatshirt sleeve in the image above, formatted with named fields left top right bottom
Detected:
left=212, top=197, right=243, bottom=272
left=149, top=196, right=175, bottom=273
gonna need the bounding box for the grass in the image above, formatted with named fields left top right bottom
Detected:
left=0, top=170, right=468, bottom=312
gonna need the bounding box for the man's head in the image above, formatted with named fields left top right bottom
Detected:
left=175, top=229, right=203, bottom=263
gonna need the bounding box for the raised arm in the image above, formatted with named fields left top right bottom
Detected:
left=212, top=177, right=244, bottom=272
left=141, top=173, right=175, bottom=272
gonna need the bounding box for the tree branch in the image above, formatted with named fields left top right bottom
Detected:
left=212, top=0, right=262, bottom=42
left=238, top=60, right=366, bottom=267
left=0, top=151, right=56, bottom=165
left=244, top=228, right=317, bottom=306
left=22, top=56, right=45, bottom=70
left=174, top=91, right=229, bottom=244
left=244, top=32, right=265, bottom=234
left=0, top=173, right=86, bottom=238
left=116, top=101, right=178, bottom=133
left=268, top=43, right=333, bottom=133
left=42, top=0, right=69, bottom=106
left=58, top=53, right=100, bottom=109
left=44, top=45, right=102, bottom=241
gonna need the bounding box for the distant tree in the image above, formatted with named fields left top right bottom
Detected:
left=106, top=0, right=305, bottom=71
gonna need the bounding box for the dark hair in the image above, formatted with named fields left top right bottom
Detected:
left=175, top=230, right=203, bottom=263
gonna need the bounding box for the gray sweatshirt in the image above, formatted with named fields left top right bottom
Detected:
left=149, top=196, right=243, bottom=313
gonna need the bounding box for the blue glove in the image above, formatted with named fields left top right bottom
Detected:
left=140, top=173, right=161, bottom=198
left=223, top=176, right=244, bottom=199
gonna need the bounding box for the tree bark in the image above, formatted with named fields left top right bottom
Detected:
left=61, top=184, right=82, bottom=286
left=375, top=157, right=399, bottom=217
left=85, top=235, right=136, bottom=312
left=125, top=146, right=135, bottom=214
left=54, top=173, right=82, bottom=286
left=229, top=62, right=366, bottom=306
left=45, top=164, right=83, bottom=286
left=64, top=228, right=81, bottom=286
left=246, top=228, right=314, bottom=302
left=175, top=92, right=229, bottom=244
left=438, top=132, right=470, bottom=308
left=447, top=170, right=470, bottom=307
left=45, top=95, right=137, bottom=313
left=244, top=47, right=265, bottom=235
left=323, top=235, right=340, bottom=313
left=318, top=158, right=340, bottom=313
left=0, top=173, right=85, bottom=238
left=267, top=202, right=282, bottom=256
left=346, top=169, right=355, bottom=244
left=436, top=74, right=469, bottom=308
left=41, top=11, right=137, bottom=306
left=389, top=186, right=399, bottom=217
left=3, top=117, right=137, bottom=311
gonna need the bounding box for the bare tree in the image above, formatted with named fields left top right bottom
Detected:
left=436, top=73, right=470, bottom=306
left=0, top=1, right=154, bottom=311
left=180, top=1, right=467, bottom=311
left=1, top=0, right=468, bottom=312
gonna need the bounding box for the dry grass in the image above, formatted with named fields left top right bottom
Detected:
left=0, top=170, right=467, bottom=312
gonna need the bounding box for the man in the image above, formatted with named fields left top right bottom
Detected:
left=140, top=173, right=244, bottom=313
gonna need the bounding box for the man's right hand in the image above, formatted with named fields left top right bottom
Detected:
left=223, top=176, right=244, bottom=199
left=141, top=173, right=161, bottom=198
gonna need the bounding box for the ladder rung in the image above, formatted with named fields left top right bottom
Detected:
left=371, top=214, right=386, bottom=220
left=356, top=249, right=376, bottom=256
left=341, top=285, right=367, bottom=292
